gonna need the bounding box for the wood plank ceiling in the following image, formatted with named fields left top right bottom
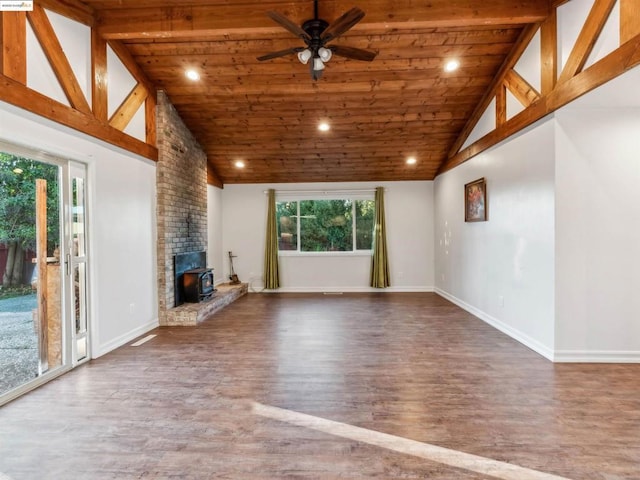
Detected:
left=84, top=0, right=551, bottom=184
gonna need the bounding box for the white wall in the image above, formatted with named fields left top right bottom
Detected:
left=0, top=102, right=158, bottom=358
left=221, top=181, right=434, bottom=292
left=434, top=120, right=557, bottom=359
left=554, top=107, right=640, bottom=361
left=207, top=185, right=224, bottom=284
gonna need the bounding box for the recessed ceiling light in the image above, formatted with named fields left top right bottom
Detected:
left=185, top=69, right=200, bottom=81
left=406, top=157, right=417, bottom=165
left=234, top=160, right=245, bottom=168
left=444, top=59, right=460, bottom=72
left=318, top=122, right=330, bottom=132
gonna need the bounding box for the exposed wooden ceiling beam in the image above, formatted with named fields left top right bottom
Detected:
left=37, top=0, right=95, bottom=27
left=109, top=83, right=148, bottom=130
left=27, top=5, right=92, bottom=114
left=503, top=69, right=540, bottom=107
left=0, top=72, right=158, bottom=161
left=438, top=31, right=640, bottom=175
left=447, top=23, right=540, bottom=157
left=96, top=0, right=550, bottom=39
left=557, top=0, right=617, bottom=84
left=621, top=0, right=640, bottom=43
left=1, top=12, right=27, bottom=83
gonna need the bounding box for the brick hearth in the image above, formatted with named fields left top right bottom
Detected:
left=165, top=283, right=248, bottom=326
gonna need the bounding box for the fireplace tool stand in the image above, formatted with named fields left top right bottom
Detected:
left=228, top=251, right=241, bottom=284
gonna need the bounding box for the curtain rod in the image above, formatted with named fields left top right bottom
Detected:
left=263, top=188, right=383, bottom=194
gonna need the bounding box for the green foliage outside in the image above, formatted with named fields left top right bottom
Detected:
left=301, top=199, right=353, bottom=251
left=0, top=152, right=60, bottom=286
left=276, top=199, right=375, bottom=252
left=276, top=201, right=298, bottom=250
left=355, top=200, right=375, bottom=250
left=0, top=285, right=33, bottom=300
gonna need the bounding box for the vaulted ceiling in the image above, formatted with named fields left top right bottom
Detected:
left=82, top=0, right=552, bottom=184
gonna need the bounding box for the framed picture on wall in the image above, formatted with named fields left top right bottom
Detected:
left=465, top=178, right=487, bottom=222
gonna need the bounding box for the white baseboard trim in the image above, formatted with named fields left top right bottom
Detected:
left=258, top=286, right=435, bottom=294
left=94, top=318, right=159, bottom=358
left=435, top=288, right=555, bottom=361
left=553, top=351, right=640, bottom=363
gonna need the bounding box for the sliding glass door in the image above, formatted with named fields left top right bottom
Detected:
left=0, top=145, right=90, bottom=404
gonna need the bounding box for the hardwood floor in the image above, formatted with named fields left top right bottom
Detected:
left=0, top=293, right=639, bottom=479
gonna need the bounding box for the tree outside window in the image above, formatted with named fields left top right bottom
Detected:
left=276, top=198, right=374, bottom=253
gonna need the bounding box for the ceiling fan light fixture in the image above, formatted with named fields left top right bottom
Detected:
left=313, top=57, right=325, bottom=71
left=318, top=47, right=332, bottom=62
left=298, top=48, right=312, bottom=64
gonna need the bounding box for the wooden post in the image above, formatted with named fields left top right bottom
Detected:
left=36, top=179, right=48, bottom=375
left=621, top=0, right=640, bottom=43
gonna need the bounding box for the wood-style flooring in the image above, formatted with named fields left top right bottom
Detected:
left=0, top=293, right=639, bottom=479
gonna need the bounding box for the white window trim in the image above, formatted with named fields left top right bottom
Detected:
left=276, top=193, right=375, bottom=256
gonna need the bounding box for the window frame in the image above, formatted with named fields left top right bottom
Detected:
left=276, top=193, right=375, bottom=256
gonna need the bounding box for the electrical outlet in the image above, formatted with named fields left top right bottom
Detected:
left=129, top=303, right=135, bottom=314
left=499, top=296, right=504, bottom=307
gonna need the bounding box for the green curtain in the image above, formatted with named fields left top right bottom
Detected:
left=264, top=188, right=280, bottom=289
left=370, top=187, right=390, bottom=288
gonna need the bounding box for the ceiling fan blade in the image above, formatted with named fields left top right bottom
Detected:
left=266, top=11, right=311, bottom=42
left=257, top=47, right=303, bottom=62
left=330, top=45, right=377, bottom=62
left=320, top=7, right=365, bottom=43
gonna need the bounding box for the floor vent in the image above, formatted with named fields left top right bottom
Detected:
left=131, top=334, right=157, bottom=347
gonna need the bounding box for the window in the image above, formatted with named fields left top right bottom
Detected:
left=276, top=198, right=375, bottom=253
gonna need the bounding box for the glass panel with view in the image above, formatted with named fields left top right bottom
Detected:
left=0, top=152, right=62, bottom=397
left=276, top=198, right=375, bottom=252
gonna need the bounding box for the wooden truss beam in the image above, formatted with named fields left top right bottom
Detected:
left=1, top=12, right=26, bottom=83
left=557, top=0, right=617, bottom=84
left=0, top=72, right=158, bottom=160
left=0, top=6, right=157, bottom=162
left=95, top=0, right=550, bottom=40
left=440, top=0, right=639, bottom=176
left=439, top=32, right=640, bottom=175
left=27, top=4, right=91, bottom=114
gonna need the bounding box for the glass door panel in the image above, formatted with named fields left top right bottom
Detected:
left=69, top=165, right=89, bottom=364
left=0, top=151, right=63, bottom=398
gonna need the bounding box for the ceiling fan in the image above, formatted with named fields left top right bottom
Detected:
left=257, top=0, right=377, bottom=81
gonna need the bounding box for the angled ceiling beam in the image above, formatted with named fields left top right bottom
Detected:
left=0, top=3, right=158, bottom=162
left=447, top=23, right=540, bottom=158
left=27, top=5, right=91, bottom=114
left=107, top=39, right=156, bottom=95
left=0, top=72, right=158, bottom=161
left=504, top=69, right=540, bottom=107
left=36, top=0, right=95, bottom=27
left=438, top=31, right=640, bottom=175
left=557, top=0, right=617, bottom=84
left=109, top=83, right=148, bottom=131
left=96, top=0, right=551, bottom=40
